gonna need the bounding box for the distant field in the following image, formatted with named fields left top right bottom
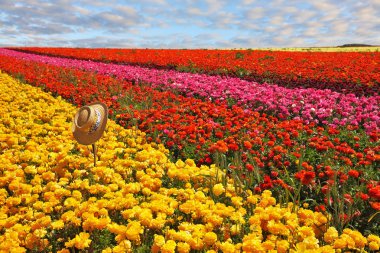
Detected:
left=9, top=46, right=380, bottom=97
left=244, top=46, right=380, bottom=52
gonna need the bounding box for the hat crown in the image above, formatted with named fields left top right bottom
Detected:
left=72, top=102, right=108, bottom=145
left=77, top=107, right=89, bottom=126
left=75, top=106, right=96, bottom=131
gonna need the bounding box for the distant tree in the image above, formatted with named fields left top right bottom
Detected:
left=338, top=43, right=374, bottom=47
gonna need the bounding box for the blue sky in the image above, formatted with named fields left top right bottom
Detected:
left=0, top=0, right=379, bottom=48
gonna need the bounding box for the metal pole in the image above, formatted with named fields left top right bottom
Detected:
left=92, top=143, right=97, bottom=166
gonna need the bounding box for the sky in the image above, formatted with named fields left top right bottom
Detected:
left=0, top=0, right=379, bottom=48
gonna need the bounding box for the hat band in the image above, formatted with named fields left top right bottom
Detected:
left=88, top=108, right=101, bottom=134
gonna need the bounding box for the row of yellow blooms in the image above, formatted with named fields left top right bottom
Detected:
left=0, top=70, right=379, bottom=252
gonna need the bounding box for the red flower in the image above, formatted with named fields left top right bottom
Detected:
left=315, top=205, right=326, bottom=212
left=368, top=186, right=380, bottom=200
left=243, top=141, right=252, bottom=149
left=303, top=171, right=316, bottom=184
left=295, top=170, right=315, bottom=185
left=357, top=192, right=369, bottom=201
left=321, top=184, right=331, bottom=195
left=270, top=171, right=278, bottom=178
left=205, top=156, right=213, bottom=164
left=348, top=169, right=360, bottom=178
left=228, top=143, right=239, bottom=151
left=370, top=202, right=380, bottom=210
left=246, top=164, right=254, bottom=172
left=215, top=131, right=223, bottom=138
left=260, top=175, right=274, bottom=189
left=339, top=173, right=349, bottom=184
left=166, top=141, right=174, bottom=147
left=343, top=193, right=353, bottom=204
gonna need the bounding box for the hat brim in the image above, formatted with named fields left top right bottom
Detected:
left=72, top=102, right=108, bottom=145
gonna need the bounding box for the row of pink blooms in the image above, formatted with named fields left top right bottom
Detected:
left=0, top=48, right=378, bottom=133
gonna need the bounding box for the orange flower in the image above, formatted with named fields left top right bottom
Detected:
left=65, top=232, right=92, bottom=250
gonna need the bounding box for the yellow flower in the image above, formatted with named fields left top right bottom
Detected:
left=152, top=234, right=165, bottom=253
left=33, top=228, right=47, bottom=238
left=368, top=234, right=380, bottom=243
left=188, top=237, right=204, bottom=250
left=369, top=241, right=379, bottom=251
left=315, top=212, right=328, bottom=225
left=203, top=232, right=218, bottom=246
left=247, top=195, right=258, bottom=205
left=318, top=245, right=335, bottom=253
left=177, top=242, right=191, bottom=253
left=161, top=240, right=176, bottom=253
left=242, top=234, right=264, bottom=252
left=333, top=237, right=347, bottom=249
left=117, top=240, right=132, bottom=252
left=213, top=184, right=225, bottom=197
left=71, top=190, right=82, bottom=200
left=323, top=227, right=338, bottom=245
left=302, top=236, right=319, bottom=249
left=137, top=208, right=153, bottom=227
left=179, top=200, right=196, bottom=214
left=368, top=234, right=380, bottom=251
left=125, top=221, right=143, bottom=243
left=57, top=249, right=70, bottom=253
left=65, top=232, right=92, bottom=249
left=343, top=228, right=367, bottom=248
left=150, top=216, right=167, bottom=230
left=112, top=240, right=132, bottom=253
left=342, top=233, right=356, bottom=249
left=267, top=220, right=289, bottom=236
left=57, top=250, right=70, bottom=253
left=298, top=226, right=315, bottom=239
left=230, top=196, right=243, bottom=207
left=220, top=240, right=238, bottom=253
left=51, top=220, right=64, bottom=230
left=230, top=224, right=241, bottom=236
left=276, top=240, right=289, bottom=253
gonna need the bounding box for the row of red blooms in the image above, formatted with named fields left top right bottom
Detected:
left=10, top=47, right=380, bottom=96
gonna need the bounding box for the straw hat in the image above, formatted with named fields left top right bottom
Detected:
left=72, top=102, right=108, bottom=145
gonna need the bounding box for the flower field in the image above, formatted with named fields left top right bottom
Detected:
left=9, top=47, right=380, bottom=96
left=0, top=47, right=379, bottom=252
left=0, top=49, right=379, bottom=133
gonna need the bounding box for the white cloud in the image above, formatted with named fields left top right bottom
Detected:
left=243, top=7, right=265, bottom=20
left=212, top=12, right=238, bottom=28
left=241, top=0, right=255, bottom=5
left=205, top=0, right=225, bottom=13
left=0, top=0, right=379, bottom=48
left=73, top=5, right=92, bottom=16
left=116, top=5, right=139, bottom=16
left=330, top=20, right=349, bottom=34
left=270, top=16, right=284, bottom=25
left=292, top=10, right=317, bottom=24
left=278, top=25, right=294, bottom=37
left=187, top=7, right=205, bottom=16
